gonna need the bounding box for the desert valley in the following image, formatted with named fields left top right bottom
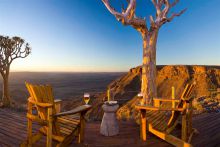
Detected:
left=0, top=0, right=220, bottom=146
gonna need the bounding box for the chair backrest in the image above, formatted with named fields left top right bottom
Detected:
left=180, top=83, right=196, bottom=101
left=167, top=82, right=196, bottom=128
left=25, top=82, right=60, bottom=135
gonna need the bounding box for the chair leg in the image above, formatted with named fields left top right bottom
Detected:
left=27, top=117, right=32, bottom=147
left=181, top=113, right=187, bottom=141
left=27, top=102, right=33, bottom=147
left=79, top=113, right=86, bottom=143
left=20, top=132, right=43, bottom=147
left=140, top=109, right=147, bottom=141
left=47, top=108, right=53, bottom=147
left=56, top=143, right=63, bottom=147
left=188, top=128, right=199, bottom=143
left=56, top=131, right=76, bottom=147
left=183, top=102, right=194, bottom=142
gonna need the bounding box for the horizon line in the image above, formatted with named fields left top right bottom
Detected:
left=10, top=64, right=220, bottom=73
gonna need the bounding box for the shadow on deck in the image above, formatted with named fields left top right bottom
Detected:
left=0, top=108, right=220, bottom=147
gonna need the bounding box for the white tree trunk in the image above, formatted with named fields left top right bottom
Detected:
left=101, top=0, right=185, bottom=105
left=141, top=30, right=158, bottom=105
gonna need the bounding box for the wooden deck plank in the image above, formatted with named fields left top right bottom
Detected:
left=191, top=113, right=220, bottom=147
left=74, top=121, right=171, bottom=147
left=0, top=108, right=220, bottom=147
left=0, top=131, right=20, bottom=146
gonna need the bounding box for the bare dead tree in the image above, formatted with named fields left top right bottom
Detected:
left=0, top=36, right=31, bottom=107
left=102, top=0, right=186, bottom=105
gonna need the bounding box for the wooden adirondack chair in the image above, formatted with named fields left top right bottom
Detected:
left=136, top=82, right=197, bottom=147
left=22, top=82, right=92, bottom=147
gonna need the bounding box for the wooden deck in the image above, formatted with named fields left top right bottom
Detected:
left=0, top=108, right=220, bottom=147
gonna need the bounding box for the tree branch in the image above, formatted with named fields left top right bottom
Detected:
left=102, top=0, right=147, bottom=32
left=102, top=0, right=185, bottom=32
left=0, top=35, right=31, bottom=71
left=166, top=8, right=187, bottom=22
left=150, top=0, right=186, bottom=28
left=102, top=0, right=124, bottom=20
left=171, top=0, right=179, bottom=7
left=151, top=0, right=162, bottom=17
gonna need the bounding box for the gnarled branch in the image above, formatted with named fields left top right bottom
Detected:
left=102, top=0, right=147, bottom=32
left=101, top=0, right=185, bottom=33
left=165, top=8, right=187, bottom=22
left=150, top=0, right=186, bottom=29
left=0, top=36, right=31, bottom=73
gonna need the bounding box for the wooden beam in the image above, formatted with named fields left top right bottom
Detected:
left=27, top=102, right=32, bottom=147
left=154, top=99, right=160, bottom=107
left=47, top=107, right=52, bottom=147
left=54, top=99, right=62, bottom=113
left=148, top=124, right=192, bottom=147
left=78, top=112, right=86, bottom=143
left=188, top=101, right=193, bottom=137
left=182, top=111, right=187, bottom=141
left=153, top=98, right=180, bottom=102
left=136, top=105, right=184, bottom=111
left=171, top=86, right=176, bottom=121
left=172, top=87, right=176, bottom=108
left=28, top=97, right=53, bottom=108
left=54, top=105, right=92, bottom=117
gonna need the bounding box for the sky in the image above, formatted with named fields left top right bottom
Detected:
left=0, top=0, right=219, bottom=72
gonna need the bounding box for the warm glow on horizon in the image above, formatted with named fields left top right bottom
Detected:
left=11, top=62, right=220, bottom=72
left=10, top=64, right=128, bottom=72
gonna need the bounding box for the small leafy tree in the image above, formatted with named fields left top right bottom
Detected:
left=0, top=36, right=31, bottom=107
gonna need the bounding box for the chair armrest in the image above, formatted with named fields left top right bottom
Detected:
left=153, top=97, right=180, bottom=103
left=135, top=104, right=184, bottom=112
left=54, top=99, right=62, bottom=113
left=28, top=97, right=53, bottom=108
left=54, top=105, right=92, bottom=117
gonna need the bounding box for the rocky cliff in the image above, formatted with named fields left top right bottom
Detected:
left=87, top=65, right=220, bottom=121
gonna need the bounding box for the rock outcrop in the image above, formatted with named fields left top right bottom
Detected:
left=114, top=65, right=220, bottom=120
